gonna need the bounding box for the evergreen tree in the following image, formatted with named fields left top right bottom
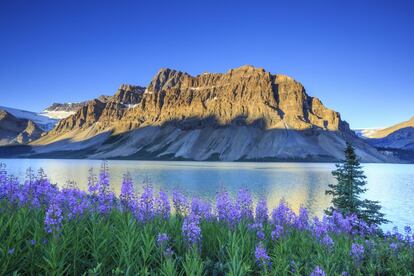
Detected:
left=325, top=142, right=388, bottom=226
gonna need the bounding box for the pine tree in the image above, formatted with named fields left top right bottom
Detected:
left=325, top=142, right=388, bottom=226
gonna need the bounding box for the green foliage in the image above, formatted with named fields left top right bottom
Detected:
left=326, top=142, right=388, bottom=225
left=0, top=200, right=413, bottom=275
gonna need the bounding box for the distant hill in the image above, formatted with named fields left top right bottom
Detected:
left=357, top=117, right=414, bottom=162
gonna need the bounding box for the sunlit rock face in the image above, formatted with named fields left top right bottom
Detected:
left=0, top=109, right=43, bottom=145
left=30, top=66, right=387, bottom=162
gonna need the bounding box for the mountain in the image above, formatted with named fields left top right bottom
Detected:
left=27, top=65, right=388, bottom=162
left=42, top=102, right=87, bottom=119
left=0, top=109, right=43, bottom=145
left=359, top=117, right=414, bottom=161
left=359, top=116, right=414, bottom=150
left=0, top=106, right=58, bottom=131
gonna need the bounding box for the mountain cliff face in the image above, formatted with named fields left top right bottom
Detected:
left=360, top=117, right=414, bottom=162
left=30, top=66, right=387, bottom=162
left=0, top=109, right=43, bottom=145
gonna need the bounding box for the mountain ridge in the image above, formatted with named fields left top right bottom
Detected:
left=26, top=65, right=388, bottom=162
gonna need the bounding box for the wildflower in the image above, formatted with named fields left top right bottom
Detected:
left=310, top=266, right=326, bottom=276
left=44, top=198, right=63, bottom=234
left=87, top=168, right=98, bottom=195
left=255, top=243, right=271, bottom=269
left=255, top=197, right=268, bottom=223
left=295, top=206, right=309, bottom=230
left=290, top=260, right=296, bottom=273
left=120, top=173, right=136, bottom=210
left=155, top=190, right=170, bottom=220
left=61, top=188, right=89, bottom=220
left=30, top=239, right=36, bottom=246
left=164, top=247, right=174, bottom=258
left=271, top=224, right=284, bottom=240
left=8, top=248, right=15, bottom=255
left=321, top=234, right=334, bottom=249
left=271, top=200, right=296, bottom=227
left=182, top=214, right=202, bottom=247
left=216, top=190, right=242, bottom=225
left=137, top=185, right=155, bottom=222
left=172, top=190, right=189, bottom=216
left=350, top=243, right=364, bottom=265
left=389, top=242, right=398, bottom=253
left=91, top=163, right=115, bottom=215
left=191, top=197, right=212, bottom=220
left=236, top=189, right=253, bottom=221
left=312, top=217, right=328, bottom=238
left=156, top=233, right=170, bottom=246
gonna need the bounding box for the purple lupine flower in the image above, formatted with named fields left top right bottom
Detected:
left=216, top=190, right=239, bottom=225
left=350, top=243, right=364, bottom=265
left=257, top=230, right=266, bottom=240
left=44, top=197, right=63, bottom=234
left=271, top=224, right=284, bottom=240
left=321, top=234, right=334, bottom=249
left=290, top=260, right=296, bottom=273
left=310, top=266, right=326, bottom=276
left=255, top=197, right=268, bottom=223
left=87, top=168, right=98, bottom=195
left=182, top=214, right=202, bottom=247
left=271, top=200, right=296, bottom=227
left=389, top=242, right=398, bottom=253
left=30, top=239, right=36, bottom=246
left=248, top=223, right=266, bottom=240
left=191, top=198, right=213, bottom=220
left=172, top=190, right=189, bottom=216
left=137, top=185, right=155, bottom=222
left=61, top=188, right=90, bottom=220
left=93, top=163, right=115, bottom=214
left=326, top=211, right=355, bottom=235
left=255, top=243, right=271, bottom=269
left=341, top=272, right=350, bottom=276
left=156, top=233, right=170, bottom=246
left=236, top=189, right=253, bottom=221
left=0, top=175, right=20, bottom=204
left=155, top=190, right=171, bottom=220
left=312, top=217, right=328, bottom=238
left=404, top=226, right=412, bottom=235
left=295, top=206, right=309, bottom=230
left=120, top=173, right=136, bottom=211
left=8, top=248, right=15, bottom=255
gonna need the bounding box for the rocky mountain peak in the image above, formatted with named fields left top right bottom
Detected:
left=113, top=84, right=145, bottom=105
left=147, top=68, right=190, bottom=93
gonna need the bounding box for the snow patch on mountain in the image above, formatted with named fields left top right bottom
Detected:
left=0, top=106, right=58, bottom=131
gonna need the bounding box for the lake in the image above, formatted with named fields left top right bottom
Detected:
left=0, top=159, right=413, bottom=230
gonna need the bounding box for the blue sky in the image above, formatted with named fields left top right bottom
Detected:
left=0, top=0, right=413, bottom=129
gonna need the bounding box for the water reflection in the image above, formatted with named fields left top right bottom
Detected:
left=0, top=159, right=413, bottom=230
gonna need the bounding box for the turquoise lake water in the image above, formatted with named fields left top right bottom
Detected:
left=1, top=159, right=413, bottom=230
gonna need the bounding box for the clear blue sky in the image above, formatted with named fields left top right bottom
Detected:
left=0, top=0, right=413, bottom=129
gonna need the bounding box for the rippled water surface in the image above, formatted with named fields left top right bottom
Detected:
left=1, top=159, right=413, bottom=230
